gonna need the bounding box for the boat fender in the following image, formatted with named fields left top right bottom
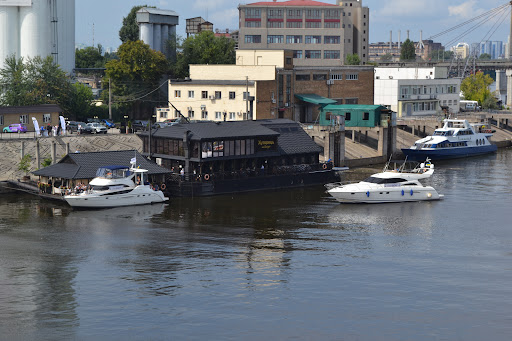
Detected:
left=410, top=189, right=414, bottom=196
left=366, top=191, right=370, bottom=197
left=161, top=183, right=166, bottom=190
left=322, top=163, right=328, bottom=170
left=401, top=190, right=405, bottom=196
left=204, top=174, right=210, bottom=181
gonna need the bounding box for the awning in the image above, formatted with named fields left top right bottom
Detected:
left=295, top=94, right=337, bottom=105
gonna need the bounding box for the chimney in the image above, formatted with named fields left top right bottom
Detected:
left=407, top=30, right=410, bottom=40
left=398, top=30, right=401, bottom=49
left=390, top=31, right=392, bottom=49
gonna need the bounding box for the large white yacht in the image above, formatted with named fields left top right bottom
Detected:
left=64, top=161, right=168, bottom=208
left=402, top=119, right=497, bottom=161
left=326, top=159, right=443, bottom=203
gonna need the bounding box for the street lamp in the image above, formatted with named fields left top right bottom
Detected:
left=123, top=115, right=129, bottom=134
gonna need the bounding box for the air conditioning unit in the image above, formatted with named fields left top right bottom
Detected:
left=156, top=158, right=162, bottom=166
left=285, top=103, right=289, bottom=107
left=272, top=99, right=276, bottom=103
left=327, top=79, right=334, bottom=85
left=237, top=112, right=242, bottom=116
left=187, top=106, right=192, bottom=110
left=200, top=105, right=206, bottom=109
left=209, top=95, right=215, bottom=100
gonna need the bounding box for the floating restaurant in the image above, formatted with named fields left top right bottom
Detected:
left=139, top=119, right=336, bottom=196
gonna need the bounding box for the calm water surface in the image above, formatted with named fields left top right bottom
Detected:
left=1, top=149, right=512, bottom=340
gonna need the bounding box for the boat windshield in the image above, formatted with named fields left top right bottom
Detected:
left=96, top=166, right=131, bottom=179
left=433, top=130, right=453, bottom=136
left=362, top=177, right=407, bottom=184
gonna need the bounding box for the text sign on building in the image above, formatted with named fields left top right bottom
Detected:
left=256, top=139, right=277, bottom=152
left=0, top=0, right=32, bottom=6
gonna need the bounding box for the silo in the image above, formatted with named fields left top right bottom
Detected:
left=20, top=0, right=51, bottom=60
left=56, top=0, right=75, bottom=74
left=153, top=24, right=162, bottom=53
left=140, top=23, right=154, bottom=49
left=0, top=6, right=19, bottom=66
left=161, top=24, right=169, bottom=53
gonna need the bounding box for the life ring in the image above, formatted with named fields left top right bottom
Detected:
left=161, top=183, right=166, bottom=190
left=322, top=164, right=328, bottom=170
left=204, top=174, right=210, bottom=181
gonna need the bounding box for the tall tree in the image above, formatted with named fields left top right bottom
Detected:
left=25, top=56, right=73, bottom=106
left=400, top=39, right=416, bottom=61
left=345, top=53, right=361, bottom=65
left=105, top=40, right=168, bottom=117
left=0, top=55, right=29, bottom=106
left=75, top=45, right=105, bottom=68
left=172, top=31, right=235, bottom=78
left=119, top=5, right=153, bottom=43
left=67, top=83, right=94, bottom=120
left=460, top=71, right=494, bottom=105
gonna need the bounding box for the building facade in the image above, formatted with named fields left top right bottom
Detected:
left=166, top=49, right=374, bottom=124
left=374, top=67, right=461, bottom=117
left=238, top=0, right=369, bottom=66
left=0, top=104, right=62, bottom=132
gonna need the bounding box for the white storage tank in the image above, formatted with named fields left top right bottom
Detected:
left=0, top=6, right=19, bottom=65
left=19, top=0, right=51, bottom=60
left=56, top=0, right=75, bottom=74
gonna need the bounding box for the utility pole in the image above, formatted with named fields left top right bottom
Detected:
left=246, top=76, right=249, bottom=120
left=108, top=80, right=112, bottom=120
left=509, top=1, right=512, bottom=59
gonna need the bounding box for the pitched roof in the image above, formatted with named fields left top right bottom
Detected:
left=0, top=104, right=62, bottom=114
left=246, top=0, right=337, bottom=7
left=295, top=94, right=337, bottom=105
left=142, top=120, right=280, bottom=141
left=33, top=150, right=171, bottom=179
left=260, top=119, right=323, bottom=154
left=323, top=104, right=386, bottom=111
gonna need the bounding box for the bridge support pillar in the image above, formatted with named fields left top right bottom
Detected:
left=505, top=70, right=512, bottom=107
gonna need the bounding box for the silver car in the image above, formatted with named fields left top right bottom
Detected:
left=86, top=122, right=108, bottom=134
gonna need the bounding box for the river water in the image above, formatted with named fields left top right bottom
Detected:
left=1, top=149, right=512, bottom=340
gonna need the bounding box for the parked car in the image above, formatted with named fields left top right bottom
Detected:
left=132, top=120, right=149, bottom=131
left=87, top=118, right=101, bottom=124
left=101, top=119, right=116, bottom=128
left=3, top=123, right=27, bottom=133
left=87, top=122, right=107, bottom=134
left=152, top=122, right=170, bottom=129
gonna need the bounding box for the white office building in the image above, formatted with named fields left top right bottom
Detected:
left=374, top=67, right=461, bottom=117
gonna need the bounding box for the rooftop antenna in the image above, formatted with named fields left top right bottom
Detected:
left=92, top=23, right=95, bottom=47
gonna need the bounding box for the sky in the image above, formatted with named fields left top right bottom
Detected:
left=75, top=0, right=512, bottom=50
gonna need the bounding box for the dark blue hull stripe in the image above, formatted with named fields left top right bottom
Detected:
left=401, top=145, right=497, bottom=160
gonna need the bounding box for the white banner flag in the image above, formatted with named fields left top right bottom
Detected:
left=59, top=116, right=66, bottom=135
left=32, top=117, right=41, bottom=137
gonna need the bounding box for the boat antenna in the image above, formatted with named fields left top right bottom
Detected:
left=398, top=155, right=408, bottom=172
left=383, top=154, right=393, bottom=172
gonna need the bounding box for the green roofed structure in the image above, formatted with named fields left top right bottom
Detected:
left=320, top=104, right=393, bottom=128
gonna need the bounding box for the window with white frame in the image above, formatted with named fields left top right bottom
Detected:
left=160, top=111, right=168, bottom=119
left=175, top=90, right=181, bottom=98
left=188, top=110, right=195, bottom=118
left=202, top=111, right=208, bottom=119
left=286, top=35, right=303, bottom=44
left=346, top=74, right=358, bottom=80
left=267, top=35, right=284, bottom=44
left=215, top=91, right=222, bottom=99
left=229, top=112, right=236, bottom=120
left=202, top=91, right=208, bottom=99
left=229, top=91, right=236, bottom=99
left=188, top=90, right=194, bottom=98
left=215, top=111, right=222, bottom=120
left=20, top=115, right=28, bottom=124
left=330, top=73, right=342, bottom=80
left=43, top=113, right=51, bottom=123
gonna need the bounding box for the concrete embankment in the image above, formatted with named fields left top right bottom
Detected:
left=0, top=134, right=142, bottom=182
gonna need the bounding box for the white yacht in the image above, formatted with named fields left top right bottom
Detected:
left=64, top=162, right=169, bottom=208
left=402, top=119, right=497, bottom=161
left=326, top=159, right=443, bottom=203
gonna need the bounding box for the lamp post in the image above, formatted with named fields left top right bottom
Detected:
left=124, top=115, right=129, bottom=134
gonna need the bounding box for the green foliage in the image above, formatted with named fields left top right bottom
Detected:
left=75, top=45, right=105, bottom=68
left=345, top=53, right=361, bottom=65
left=67, top=83, right=94, bottom=120
left=119, top=5, right=154, bottom=43
left=18, top=154, right=32, bottom=175
left=41, top=157, right=52, bottom=168
left=479, top=53, right=491, bottom=60
left=0, top=55, right=28, bottom=106
left=105, top=40, right=168, bottom=117
left=172, top=31, right=235, bottom=78
left=400, top=39, right=416, bottom=61
left=482, top=94, right=500, bottom=110
left=379, top=53, right=393, bottom=62
left=460, top=71, right=494, bottom=105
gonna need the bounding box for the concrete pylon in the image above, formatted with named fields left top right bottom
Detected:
left=506, top=69, right=512, bottom=107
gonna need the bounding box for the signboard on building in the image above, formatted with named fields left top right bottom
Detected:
left=0, top=0, right=31, bottom=6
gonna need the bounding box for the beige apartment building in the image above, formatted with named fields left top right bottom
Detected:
left=238, top=0, right=369, bottom=66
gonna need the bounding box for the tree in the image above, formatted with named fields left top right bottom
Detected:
left=18, top=154, right=32, bottom=176
left=105, top=40, right=168, bottom=117
left=67, top=83, right=94, bottom=120
left=481, top=95, right=500, bottom=110
left=345, top=53, right=361, bottom=65
left=400, top=39, right=416, bottom=61
left=460, top=71, right=494, bottom=105
left=76, top=45, right=105, bottom=68
left=0, top=55, right=29, bottom=106
left=479, top=53, right=491, bottom=60
left=172, top=31, right=235, bottom=78
left=119, top=5, right=154, bottom=43
left=379, top=53, right=393, bottom=62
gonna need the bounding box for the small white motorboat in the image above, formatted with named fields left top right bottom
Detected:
left=326, top=158, right=443, bottom=203
left=64, top=160, right=169, bottom=208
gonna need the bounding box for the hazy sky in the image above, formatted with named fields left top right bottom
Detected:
left=75, top=0, right=511, bottom=50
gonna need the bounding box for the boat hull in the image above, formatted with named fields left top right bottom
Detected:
left=328, top=186, right=443, bottom=204
left=401, top=145, right=497, bottom=161
left=64, top=188, right=168, bottom=208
